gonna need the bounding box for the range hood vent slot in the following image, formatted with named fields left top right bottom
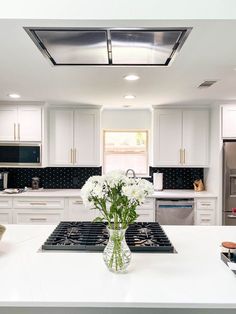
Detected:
left=198, top=80, right=218, bottom=88
left=25, top=27, right=191, bottom=66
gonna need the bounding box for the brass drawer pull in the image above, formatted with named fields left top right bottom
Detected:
left=73, top=201, right=83, bottom=204
left=29, top=202, right=47, bottom=206
left=30, top=218, right=47, bottom=221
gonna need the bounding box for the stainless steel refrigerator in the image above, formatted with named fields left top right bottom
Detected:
left=223, top=141, right=236, bottom=225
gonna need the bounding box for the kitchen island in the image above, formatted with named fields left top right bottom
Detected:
left=0, top=224, right=235, bottom=314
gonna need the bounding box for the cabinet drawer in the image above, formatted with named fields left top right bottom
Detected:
left=69, top=198, right=83, bottom=208
left=196, top=210, right=215, bottom=225
left=0, top=210, right=12, bottom=224
left=0, top=198, right=12, bottom=209
left=68, top=198, right=97, bottom=221
left=13, top=198, right=65, bottom=209
left=13, top=210, right=63, bottom=224
left=196, top=199, right=216, bottom=210
left=137, top=198, right=155, bottom=210
left=136, top=209, right=155, bottom=222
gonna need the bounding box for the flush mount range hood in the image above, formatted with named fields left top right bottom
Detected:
left=25, top=27, right=191, bottom=66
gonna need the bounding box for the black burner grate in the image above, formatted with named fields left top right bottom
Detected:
left=42, top=222, right=175, bottom=253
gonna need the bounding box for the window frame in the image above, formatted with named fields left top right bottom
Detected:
left=102, top=129, right=149, bottom=176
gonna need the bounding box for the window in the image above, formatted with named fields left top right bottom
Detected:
left=103, top=130, right=148, bottom=175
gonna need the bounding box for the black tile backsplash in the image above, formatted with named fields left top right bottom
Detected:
left=0, top=167, right=102, bottom=189
left=0, top=166, right=203, bottom=190
left=149, top=167, right=204, bottom=190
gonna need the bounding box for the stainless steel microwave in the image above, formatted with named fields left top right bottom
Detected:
left=0, top=144, right=41, bottom=166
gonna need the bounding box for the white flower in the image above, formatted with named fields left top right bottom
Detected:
left=81, top=170, right=154, bottom=226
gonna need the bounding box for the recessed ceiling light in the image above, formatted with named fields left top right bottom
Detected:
left=8, top=93, right=21, bottom=99
left=124, top=94, right=136, bottom=99
left=123, top=74, right=140, bottom=81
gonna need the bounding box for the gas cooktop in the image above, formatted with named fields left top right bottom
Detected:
left=42, top=221, right=175, bottom=253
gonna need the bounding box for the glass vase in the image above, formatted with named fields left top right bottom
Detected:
left=103, top=226, right=131, bottom=273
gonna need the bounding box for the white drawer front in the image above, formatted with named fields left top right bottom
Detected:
left=13, top=198, right=65, bottom=209
left=0, top=210, right=12, bottom=224
left=136, top=209, right=155, bottom=222
left=69, top=198, right=83, bottom=208
left=196, top=199, right=216, bottom=210
left=196, top=210, right=215, bottom=225
left=137, top=198, right=155, bottom=210
left=13, top=210, right=63, bottom=224
left=68, top=198, right=97, bottom=221
left=0, top=198, right=12, bottom=209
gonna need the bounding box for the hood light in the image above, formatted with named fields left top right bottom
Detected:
left=124, top=74, right=140, bottom=81
left=8, top=93, right=21, bottom=99
left=124, top=94, right=136, bottom=99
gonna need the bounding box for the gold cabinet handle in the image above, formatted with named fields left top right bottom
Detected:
left=179, top=149, right=182, bottom=164
left=74, top=148, right=77, bottom=164
left=70, top=148, right=73, bottom=164
left=73, top=200, right=83, bottom=205
left=29, top=202, right=47, bottom=206
left=30, top=218, right=47, bottom=221
left=18, top=123, right=20, bottom=140
left=14, top=123, right=16, bottom=140
left=183, top=149, right=186, bottom=164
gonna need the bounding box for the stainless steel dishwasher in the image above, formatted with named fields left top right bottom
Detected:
left=156, top=198, right=194, bottom=225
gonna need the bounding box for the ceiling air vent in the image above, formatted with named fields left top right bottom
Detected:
left=198, top=80, right=218, bottom=88
left=24, top=27, right=191, bottom=66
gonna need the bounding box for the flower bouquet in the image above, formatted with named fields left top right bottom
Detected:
left=81, top=170, right=154, bottom=273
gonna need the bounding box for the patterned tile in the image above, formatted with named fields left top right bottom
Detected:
left=0, top=166, right=203, bottom=190
left=0, top=167, right=102, bottom=189
left=149, top=167, right=204, bottom=190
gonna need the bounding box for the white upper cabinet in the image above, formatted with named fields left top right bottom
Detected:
left=49, top=109, right=74, bottom=166
left=0, top=106, right=17, bottom=141
left=222, top=105, right=236, bottom=138
left=182, top=110, right=209, bottom=166
left=18, top=106, right=42, bottom=141
left=0, top=105, right=42, bottom=142
left=74, top=109, right=100, bottom=166
left=49, top=108, right=100, bottom=167
left=153, top=109, right=209, bottom=167
left=153, top=109, right=182, bottom=166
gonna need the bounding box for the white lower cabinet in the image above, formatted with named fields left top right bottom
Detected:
left=12, top=210, right=64, bottom=224
left=0, top=198, right=13, bottom=224
left=195, top=198, right=216, bottom=225
left=136, top=198, right=155, bottom=222
left=12, top=197, right=65, bottom=225
left=67, top=198, right=98, bottom=221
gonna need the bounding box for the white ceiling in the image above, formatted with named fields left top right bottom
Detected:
left=1, top=18, right=236, bottom=108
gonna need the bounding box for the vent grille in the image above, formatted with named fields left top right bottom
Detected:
left=198, top=80, right=217, bottom=88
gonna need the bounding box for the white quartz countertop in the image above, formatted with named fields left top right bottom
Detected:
left=0, top=224, right=235, bottom=309
left=0, top=189, right=217, bottom=198
left=151, top=189, right=217, bottom=198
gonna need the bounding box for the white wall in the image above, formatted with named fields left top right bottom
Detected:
left=1, top=0, right=236, bottom=19
left=101, top=109, right=151, bottom=130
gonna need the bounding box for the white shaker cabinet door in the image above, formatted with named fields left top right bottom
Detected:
left=74, top=109, right=100, bottom=166
left=153, top=109, right=182, bottom=166
left=222, top=105, right=236, bottom=138
left=182, top=110, right=209, bottom=166
left=18, top=106, right=42, bottom=141
left=0, top=106, right=17, bottom=141
left=49, top=109, right=74, bottom=166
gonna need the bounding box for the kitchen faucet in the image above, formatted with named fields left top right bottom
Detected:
left=125, top=169, right=136, bottom=178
